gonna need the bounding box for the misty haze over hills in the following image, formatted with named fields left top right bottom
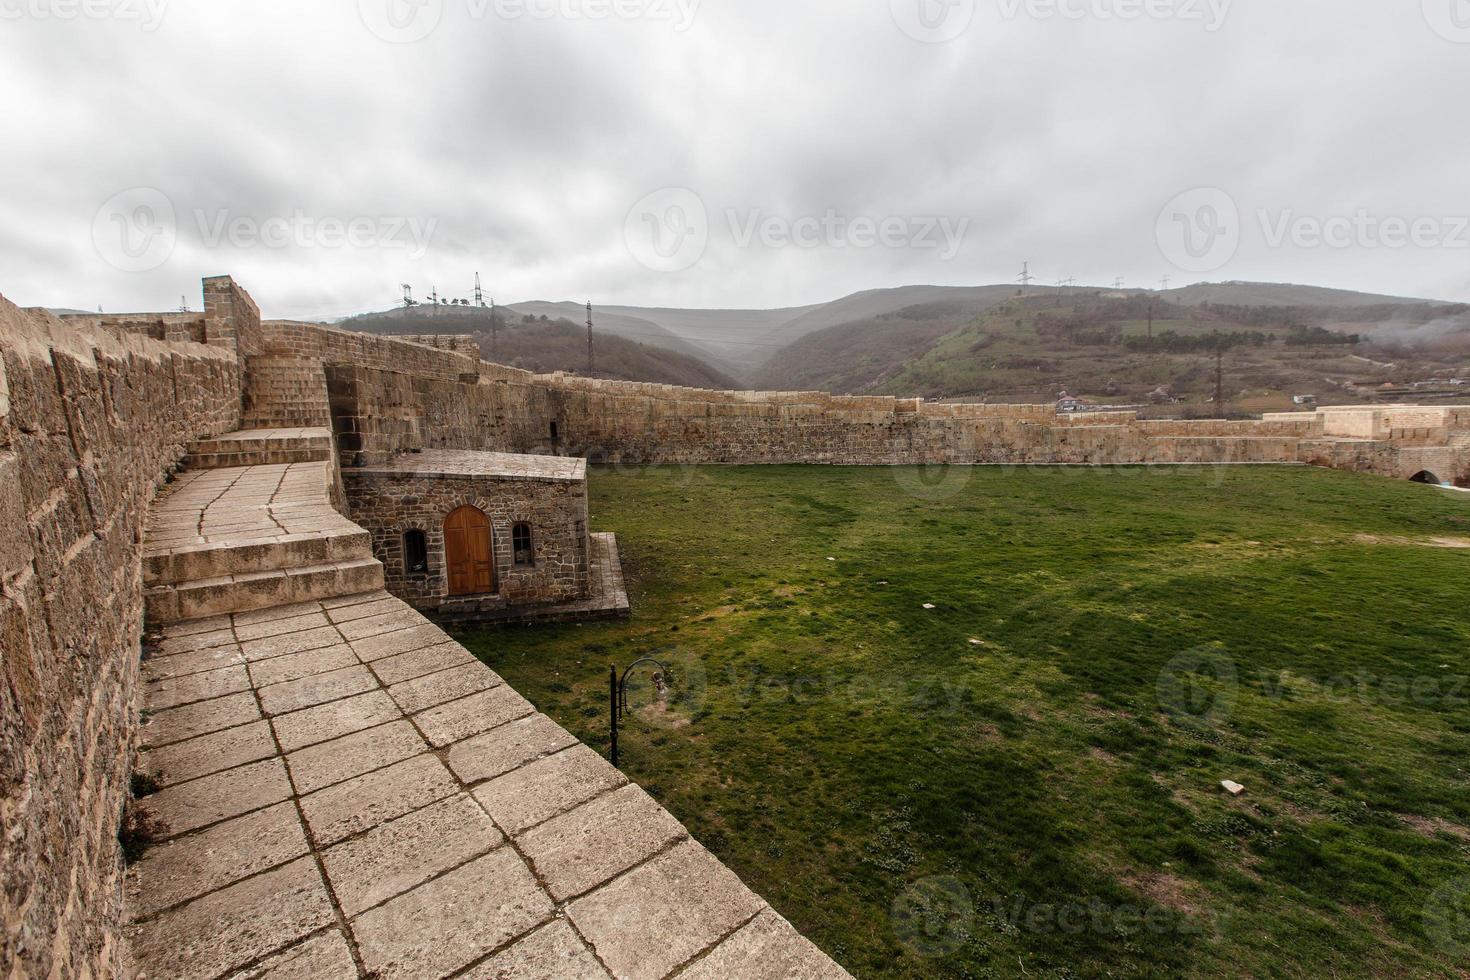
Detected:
left=339, top=279, right=1469, bottom=410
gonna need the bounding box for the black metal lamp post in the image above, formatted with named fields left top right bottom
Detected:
left=609, top=658, right=668, bottom=768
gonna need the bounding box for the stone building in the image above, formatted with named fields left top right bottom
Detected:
left=342, top=449, right=627, bottom=622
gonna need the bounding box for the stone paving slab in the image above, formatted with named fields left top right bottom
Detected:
left=473, top=744, right=627, bottom=835
left=674, top=908, right=851, bottom=980
left=138, top=720, right=277, bottom=787
left=126, top=802, right=308, bottom=918
left=321, top=793, right=501, bottom=917
left=567, top=840, right=766, bottom=980
left=128, top=856, right=336, bottom=980
left=518, top=783, right=688, bottom=901
left=133, top=451, right=851, bottom=979
left=351, top=848, right=552, bottom=980
left=412, top=684, right=534, bottom=748
left=284, top=719, right=427, bottom=795
left=460, top=919, right=611, bottom=979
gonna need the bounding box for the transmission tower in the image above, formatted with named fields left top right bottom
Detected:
left=178, top=295, right=189, bottom=313
left=401, top=284, right=416, bottom=308
left=489, top=298, right=499, bottom=359
left=1214, top=345, right=1225, bottom=415
left=1114, top=277, right=1125, bottom=289
left=586, top=301, right=595, bottom=374
left=1018, top=261, right=1034, bottom=293
left=1160, top=274, right=1171, bottom=292
left=428, top=286, right=440, bottom=307
left=473, top=273, right=485, bottom=308
left=1055, top=276, right=1076, bottom=306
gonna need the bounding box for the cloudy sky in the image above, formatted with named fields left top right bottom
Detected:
left=1, top=0, right=1467, bottom=319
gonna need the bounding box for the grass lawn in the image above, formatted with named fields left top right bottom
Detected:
left=456, top=464, right=1470, bottom=978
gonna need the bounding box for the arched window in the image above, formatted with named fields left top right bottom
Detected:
left=550, top=420, right=560, bottom=441
left=404, top=529, right=428, bottom=574
left=512, top=523, right=534, bottom=567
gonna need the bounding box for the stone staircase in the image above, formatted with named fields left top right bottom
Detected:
left=183, top=426, right=334, bottom=469
left=241, top=356, right=332, bottom=429
left=143, top=430, right=382, bottom=623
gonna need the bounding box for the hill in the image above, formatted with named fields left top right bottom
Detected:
left=338, top=305, right=741, bottom=389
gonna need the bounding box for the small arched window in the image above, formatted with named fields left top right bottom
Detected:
left=404, top=529, right=428, bottom=574
left=512, top=523, right=534, bottom=567
left=550, top=420, right=560, bottom=441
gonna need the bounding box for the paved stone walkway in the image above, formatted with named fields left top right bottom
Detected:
left=129, top=585, right=846, bottom=978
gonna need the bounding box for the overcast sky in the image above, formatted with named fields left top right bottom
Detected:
left=2, top=0, right=1468, bottom=319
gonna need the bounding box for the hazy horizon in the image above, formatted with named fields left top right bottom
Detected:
left=5, top=0, right=1469, bottom=320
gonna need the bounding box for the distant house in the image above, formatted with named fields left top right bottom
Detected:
left=1057, top=393, right=1087, bottom=414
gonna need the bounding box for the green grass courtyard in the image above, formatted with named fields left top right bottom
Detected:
left=457, top=464, right=1470, bottom=978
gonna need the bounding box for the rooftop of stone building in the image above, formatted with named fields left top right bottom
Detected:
left=358, top=449, right=588, bottom=483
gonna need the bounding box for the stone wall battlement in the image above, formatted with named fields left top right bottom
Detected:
left=0, top=295, right=242, bottom=977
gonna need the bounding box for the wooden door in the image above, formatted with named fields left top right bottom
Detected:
left=444, top=506, right=495, bottom=596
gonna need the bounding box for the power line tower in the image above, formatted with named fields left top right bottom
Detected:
left=489, top=298, right=499, bottom=359
left=586, top=301, right=595, bottom=374
left=428, top=286, right=440, bottom=308
left=178, top=295, right=189, bottom=313
left=1055, top=275, right=1076, bottom=307
left=1211, top=345, right=1223, bottom=414
left=1160, top=274, right=1171, bottom=292
left=1018, top=261, right=1034, bottom=293
left=401, top=284, right=416, bottom=308
left=1114, top=277, right=1125, bottom=289
left=473, top=273, right=485, bottom=308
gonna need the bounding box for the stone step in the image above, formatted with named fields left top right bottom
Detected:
left=183, top=448, right=330, bottom=468
left=184, top=429, right=334, bottom=469
left=144, top=556, right=385, bottom=624
left=144, top=526, right=371, bottom=588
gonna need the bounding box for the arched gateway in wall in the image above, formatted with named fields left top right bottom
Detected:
left=444, top=505, right=495, bottom=596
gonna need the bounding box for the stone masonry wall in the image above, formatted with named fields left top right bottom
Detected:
left=0, top=297, right=240, bottom=978
left=342, top=469, right=589, bottom=609
left=270, top=318, right=1468, bottom=481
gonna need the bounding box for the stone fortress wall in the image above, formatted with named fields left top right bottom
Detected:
left=0, top=290, right=241, bottom=977
left=4, top=275, right=1469, bottom=978
left=297, top=320, right=1469, bottom=483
